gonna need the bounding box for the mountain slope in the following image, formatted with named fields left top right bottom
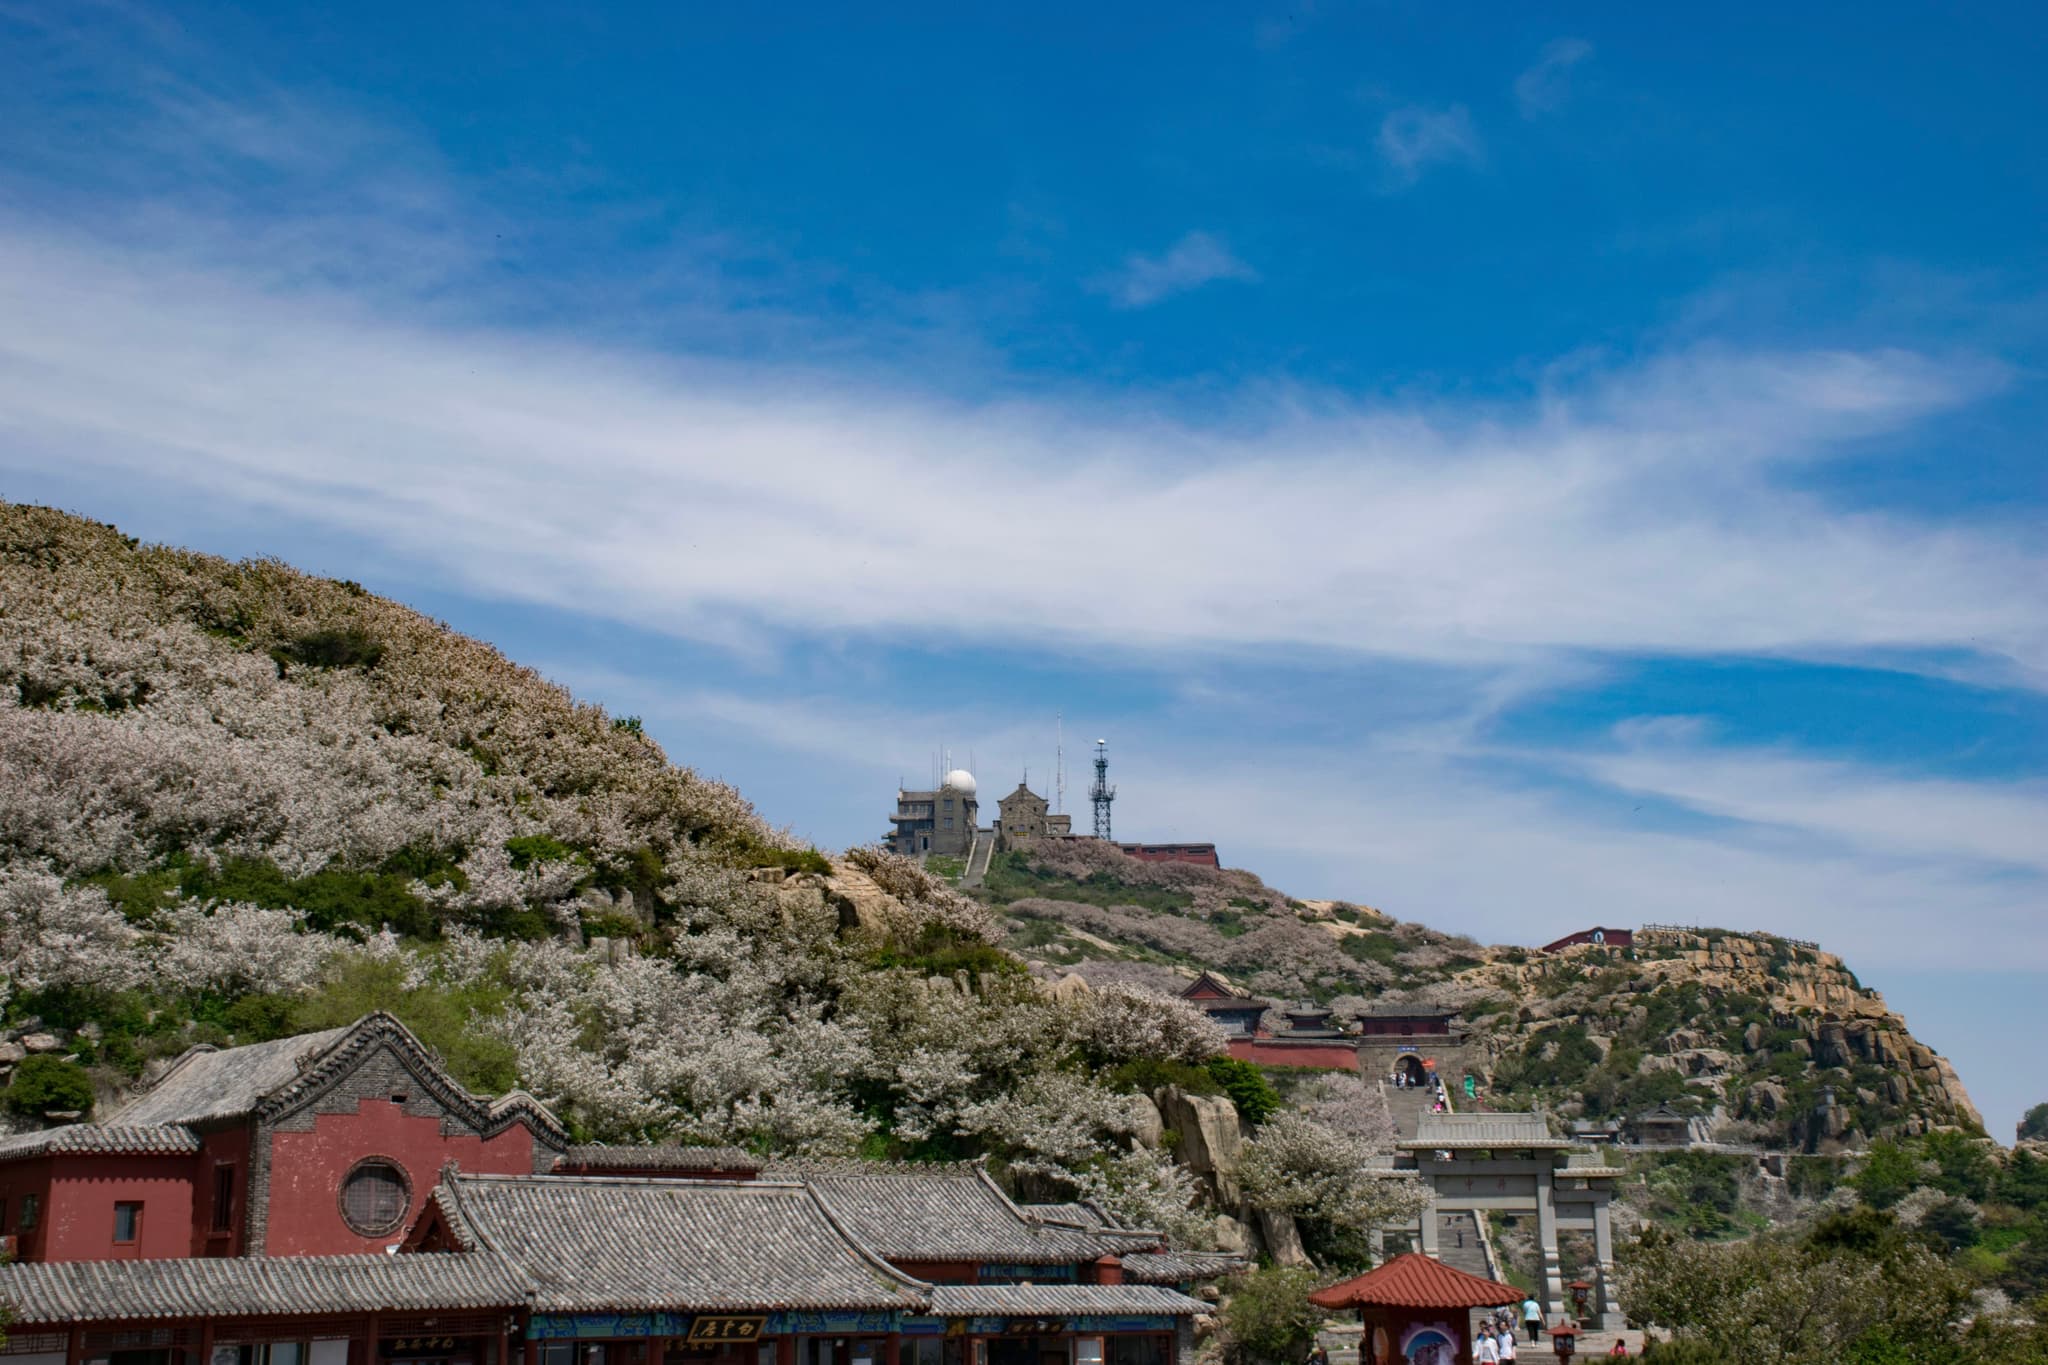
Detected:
left=974, top=842, right=1984, bottom=1147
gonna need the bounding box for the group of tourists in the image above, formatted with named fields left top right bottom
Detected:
left=1391, top=1067, right=1452, bottom=1113
left=1468, top=1317, right=1519, bottom=1363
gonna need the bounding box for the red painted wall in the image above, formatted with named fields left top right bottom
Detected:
left=265, top=1099, right=534, bottom=1255
left=1226, top=1039, right=1360, bottom=1072
left=0, top=1157, right=53, bottom=1262
left=889, top=1259, right=982, bottom=1283
left=1358, top=1019, right=1452, bottom=1036
left=1540, top=927, right=1634, bottom=953
left=192, top=1125, right=252, bottom=1257
left=43, top=1155, right=195, bottom=1262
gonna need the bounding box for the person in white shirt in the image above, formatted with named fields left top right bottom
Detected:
left=1474, top=1332, right=1500, bottom=1365
left=1498, top=1328, right=1516, bottom=1362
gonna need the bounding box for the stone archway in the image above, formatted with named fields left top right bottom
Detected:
left=1398, top=1055, right=1428, bottom=1087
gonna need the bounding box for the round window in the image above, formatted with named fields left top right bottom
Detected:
left=339, top=1157, right=411, bottom=1236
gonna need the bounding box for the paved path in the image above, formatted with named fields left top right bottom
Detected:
left=961, top=828, right=995, bottom=886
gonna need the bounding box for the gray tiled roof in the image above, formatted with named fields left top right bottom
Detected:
left=556, top=1144, right=760, bottom=1173
left=1021, top=1201, right=1122, bottom=1230
left=432, top=1174, right=931, bottom=1313
left=0, top=1253, right=529, bottom=1324
left=111, top=1026, right=353, bottom=1126
left=1120, top=1251, right=1249, bottom=1285
left=778, top=1163, right=1158, bottom=1264
left=109, top=1015, right=568, bottom=1146
left=929, top=1285, right=1206, bottom=1316
left=1400, top=1113, right=1574, bottom=1150
left=0, top=1123, right=200, bottom=1160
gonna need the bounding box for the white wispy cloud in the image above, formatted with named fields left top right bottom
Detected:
left=1515, top=38, right=1594, bottom=118
left=1092, top=231, right=1258, bottom=309
left=1376, top=104, right=1483, bottom=184
left=0, top=223, right=2037, bottom=681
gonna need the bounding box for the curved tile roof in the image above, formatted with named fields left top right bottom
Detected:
left=109, top=1014, right=568, bottom=1146
left=0, top=1123, right=200, bottom=1159
left=929, top=1285, right=1207, bottom=1316
left=780, top=1163, right=1158, bottom=1264
left=0, top=1253, right=529, bottom=1324
left=1308, top=1253, right=1521, bottom=1311
left=1120, top=1250, right=1249, bottom=1285
left=1398, top=1113, right=1575, bottom=1150
left=432, top=1174, right=931, bottom=1313
left=111, top=1027, right=352, bottom=1127
left=555, top=1144, right=761, bottom=1173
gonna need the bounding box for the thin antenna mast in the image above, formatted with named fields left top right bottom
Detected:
left=1055, top=712, right=1064, bottom=814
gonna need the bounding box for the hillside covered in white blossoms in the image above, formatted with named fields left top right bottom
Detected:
left=0, top=502, right=1420, bottom=1258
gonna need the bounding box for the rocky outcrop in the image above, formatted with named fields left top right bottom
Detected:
left=1473, top=928, right=1983, bottom=1141
left=1160, top=1085, right=1246, bottom=1205
left=1254, top=1209, right=1311, bottom=1266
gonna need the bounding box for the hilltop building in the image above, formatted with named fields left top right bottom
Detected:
left=995, top=781, right=1072, bottom=850
left=887, top=769, right=980, bottom=856
left=1176, top=972, right=1270, bottom=1038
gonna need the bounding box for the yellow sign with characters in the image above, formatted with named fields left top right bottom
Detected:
left=686, top=1318, right=767, bottom=1344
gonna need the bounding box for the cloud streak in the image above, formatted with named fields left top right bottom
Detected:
left=1093, top=231, right=1258, bottom=308
left=0, top=225, right=2035, bottom=684
left=1515, top=38, right=1594, bottom=118
left=1377, top=104, right=1483, bottom=184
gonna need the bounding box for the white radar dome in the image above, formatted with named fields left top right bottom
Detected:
left=942, top=769, right=977, bottom=794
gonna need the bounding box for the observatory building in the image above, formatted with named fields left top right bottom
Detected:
left=886, top=768, right=980, bottom=856
left=995, top=781, right=1073, bottom=850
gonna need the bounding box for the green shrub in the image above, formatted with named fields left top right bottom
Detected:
left=291, top=956, right=518, bottom=1094
left=979, top=853, right=1193, bottom=913
left=5, top=1056, right=95, bottom=1119
left=273, top=626, right=383, bottom=671
left=1338, top=932, right=1401, bottom=966
left=1217, top=1267, right=1327, bottom=1365
left=1106, top=1058, right=1222, bottom=1097
left=504, top=835, right=584, bottom=870
left=1206, top=1055, right=1282, bottom=1124
left=2020, top=1102, right=2048, bottom=1144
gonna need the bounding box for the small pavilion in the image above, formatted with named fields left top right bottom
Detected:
left=1310, top=1254, right=1522, bottom=1365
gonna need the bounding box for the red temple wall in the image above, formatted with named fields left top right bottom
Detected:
left=264, top=1099, right=534, bottom=1255
left=42, top=1154, right=195, bottom=1262
left=193, top=1125, right=252, bottom=1256
left=0, top=1157, right=53, bottom=1261
left=888, top=1259, right=983, bottom=1283
left=1226, top=1040, right=1359, bottom=1071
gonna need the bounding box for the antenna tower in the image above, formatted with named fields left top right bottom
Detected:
left=1090, top=739, right=1116, bottom=840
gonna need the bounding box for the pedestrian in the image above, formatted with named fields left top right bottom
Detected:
left=1497, top=1326, right=1516, bottom=1363
left=1473, top=1329, right=1499, bottom=1365
left=1306, top=1343, right=1329, bottom=1365
left=1606, top=1341, right=1629, bottom=1358
left=1521, top=1297, right=1542, bottom=1342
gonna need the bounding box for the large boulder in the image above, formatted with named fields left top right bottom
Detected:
left=1254, top=1210, right=1311, bottom=1266
left=1209, top=1213, right=1254, bottom=1254
left=1161, top=1085, right=1246, bottom=1205
left=1128, top=1093, right=1166, bottom=1149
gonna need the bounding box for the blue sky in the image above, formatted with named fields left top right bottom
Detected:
left=1, top=3, right=2043, bottom=1137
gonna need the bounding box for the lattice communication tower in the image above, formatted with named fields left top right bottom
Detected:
left=1090, top=739, right=1116, bottom=840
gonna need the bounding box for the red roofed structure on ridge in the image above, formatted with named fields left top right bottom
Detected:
left=1309, top=1253, right=1522, bottom=1311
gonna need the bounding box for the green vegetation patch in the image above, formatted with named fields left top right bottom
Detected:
left=979, top=852, right=1194, bottom=913
left=4, top=1055, right=96, bottom=1119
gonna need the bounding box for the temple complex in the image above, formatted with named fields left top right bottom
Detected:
left=0, top=1020, right=1216, bottom=1365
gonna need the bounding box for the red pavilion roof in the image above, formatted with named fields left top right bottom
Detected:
left=1308, top=1254, right=1522, bottom=1311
